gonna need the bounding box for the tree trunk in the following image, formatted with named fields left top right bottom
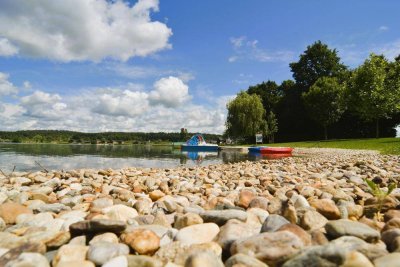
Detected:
left=324, top=125, right=328, bottom=140
left=376, top=118, right=379, bottom=138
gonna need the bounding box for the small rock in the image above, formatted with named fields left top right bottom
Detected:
left=69, top=220, right=126, bottom=236
left=383, top=218, right=400, bottom=232
left=248, top=197, right=269, bottom=210
left=102, top=255, right=128, bottom=267
left=149, top=190, right=165, bottom=201
left=231, top=231, right=304, bottom=266
left=0, top=203, right=33, bottom=224
left=52, top=244, right=89, bottom=266
left=56, top=261, right=95, bottom=267
left=102, top=205, right=138, bottom=223
left=342, top=251, right=374, bottom=267
left=300, top=209, right=328, bottom=231
left=174, top=213, right=203, bottom=229
left=260, top=214, right=289, bottom=232
left=121, top=229, right=160, bottom=255
left=126, top=255, right=163, bottom=267
left=277, top=224, right=311, bottom=246
left=89, top=232, right=119, bottom=244
left=184, top=251, right=224, bottom=267
left=309, top=199, right=341, bottom=220
left=4, top=252, right=50, bottom=267
left=175, top=223, right=220, bottom=245
left=87, top=242, right=129, bottom=265
left=325, top=219, right=380, bottom=242
left=373, top=252, right=400, bottom=267
left=236, top=190, right=255, bottom=209
left=216, top=220, right=260, bottom=251
left=200, top=210, right=247, bottom=226
left=225, top=253, right=268, bottom=267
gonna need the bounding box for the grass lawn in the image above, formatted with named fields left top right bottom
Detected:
left=266, top=137, right=400, bottom=155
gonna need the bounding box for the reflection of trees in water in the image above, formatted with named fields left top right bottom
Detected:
left=0, top=144, right=177, bottom=158
left=220, top=151, right=248, bottom=163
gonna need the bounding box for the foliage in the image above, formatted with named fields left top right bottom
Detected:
left=180, top=128, right=189, bottom=141
left=348, top=54, right=400, bottom=137
left=0, top=130, right=221, bottom=144
left=225, top=91, right=266, bottom=141
left=302, top=77, right=346, bottom=139
left=264, top=111, right=278, bottom=143
left=289, top=40, right=347, bottom=91
left=247, top=80, right=283, bottom=112
left=364, top=178, right=397, bottom=221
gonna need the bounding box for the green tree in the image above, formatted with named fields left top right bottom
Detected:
left=180, top=128, right=188, bottom=141
left=348, top=54, right=400, bottom=138
left=225, top=92, right=266, bottom=142
left=302, top=77, right=346, bottom=140
left=264, top=111, right=278, bottom=143
left=290, top=41, right=347, bottom=91
left=247, top=80, right=282, bottom=112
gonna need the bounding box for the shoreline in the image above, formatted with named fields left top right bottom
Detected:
left=0, top=148, right=399, bottom=266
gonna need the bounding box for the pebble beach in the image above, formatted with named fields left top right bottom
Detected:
left=0, top=148, right=400, bottom=267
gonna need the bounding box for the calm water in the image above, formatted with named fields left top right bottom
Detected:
left=0, top=143, right=274, bottom=172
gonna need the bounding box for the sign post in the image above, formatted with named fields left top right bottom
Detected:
left=255, top=133, right=263, bottom=145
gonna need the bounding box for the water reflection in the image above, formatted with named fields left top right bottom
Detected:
left=0, top=143, right=250, bottom=172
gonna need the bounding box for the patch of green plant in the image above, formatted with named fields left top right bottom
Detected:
left=363, top=178, right=397, bottom=221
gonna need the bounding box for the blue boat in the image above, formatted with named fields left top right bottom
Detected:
left=181, top=134, right=219, bottom=152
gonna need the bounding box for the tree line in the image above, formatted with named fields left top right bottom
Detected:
left=0, top=130, right=221, bottom=144
left=226, top=41, right=400, bottom=143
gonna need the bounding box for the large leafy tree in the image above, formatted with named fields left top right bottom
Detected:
left=290, top=41, right=347, bottom=92
left=225, top=92, right=266, bottom=141
left=247, top=80, right=283, bottom=112
left=348, top=54, right=400, bottom=138
left=302, top=77, right=346, bottom=140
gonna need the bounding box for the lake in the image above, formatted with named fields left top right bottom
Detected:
left=0, top=143, right=274, bottom=172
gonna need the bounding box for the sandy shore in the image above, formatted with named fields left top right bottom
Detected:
left=0, top=148, right=399, bottom=266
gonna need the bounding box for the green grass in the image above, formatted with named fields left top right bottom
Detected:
left=266, top=137, right=400, bottom=155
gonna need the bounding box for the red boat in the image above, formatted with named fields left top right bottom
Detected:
left=248, top=146, right=293, bottom=154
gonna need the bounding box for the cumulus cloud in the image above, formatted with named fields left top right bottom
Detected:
left=92, top=89, right=149, bottom=117
left=0, top=72, right=18, bottom=96
left=0, top=73, right=229, bottom=133
left=0, top=38, right=18, bottom=56
left=149, top=76, right=191, bottom=107
left=0, top=0, right=172, bottom=62
left=228, top=36, right=293, bottom=63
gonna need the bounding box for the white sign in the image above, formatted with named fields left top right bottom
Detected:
left=255, top=133, right=263, bottom=143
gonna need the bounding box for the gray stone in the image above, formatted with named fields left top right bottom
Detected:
left=225, top=253, right=268, bottom=267
left=87, top=242, right=129, bottom=265
left=231, top=231, right=303, bottom=266
left=126, top=255, right=163, bottom=267
left=325, top=219, right=380, bottom=242
left=36, top=203, right=71, bottom=213
left=260, top=214, right=290, bottom=232
left=184, top=251, right=224, bottom=267
left=330, top=236, right=388, bottom=260
left=200, top=210, right=247, bottom=226
left=216, top=220, right=261, bottom=251
left=374, top=252, right=400, bottom=267
left=381, top=229, right=400, bottom=252
left=300, top=210, right=328, bottom=231
left=282, top=243, right=347, bottom=267
left=4, top=252, right=50, bottom=267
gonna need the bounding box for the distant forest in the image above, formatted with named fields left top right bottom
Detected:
left=0, top=130, right=221, bottom=144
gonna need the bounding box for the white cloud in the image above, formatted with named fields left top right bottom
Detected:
left=228, top=36, right=294, bottom=63
left=0, top=38, right=18, bottom=56
left=92, top=89, right=149, bottom=117
left=0, top=72, right=18, bottom=96
left=379, top=26, right=389, bottom=31
left=149, top=76, right=191, bottom=107
left=0, top=73, right=229, bottom=133
left=0, top=0, right=172, bottom=62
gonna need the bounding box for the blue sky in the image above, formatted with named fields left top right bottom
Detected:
left=0, top=0, right=399, bottom=133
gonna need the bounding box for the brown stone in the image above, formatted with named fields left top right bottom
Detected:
left=237, top=190, right=255, bottom=209
left=277, top=224, right=311, bottom=246
left=0, top=242, right=46, bottom=266
left=382, top=218, right=400, bottom=232
left=121, top=229, right=160, bottom=255
left=309, top=199, right=341, bottom=220
left=149, top=190, right=165, bottom=201
left=0, top=202, right=33, bottom=224
left=385, top=210, right=400, bottom=222
left=248, top=197, right=269, bottom=210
